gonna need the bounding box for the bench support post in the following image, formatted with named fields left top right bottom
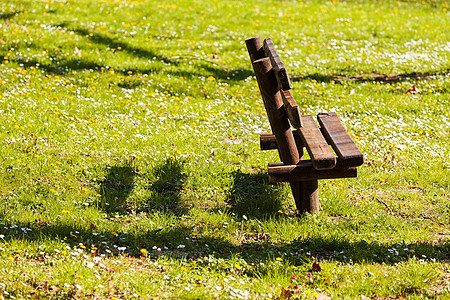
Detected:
left=292, top=180, right=319, bottom=213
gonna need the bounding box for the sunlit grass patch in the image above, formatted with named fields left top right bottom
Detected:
left=0, top=0, right=449, bottom=298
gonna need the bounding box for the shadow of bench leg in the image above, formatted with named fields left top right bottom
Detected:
left=291, top=180, right=319, bottom=214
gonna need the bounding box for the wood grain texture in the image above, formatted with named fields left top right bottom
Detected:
left=317, top=112, right=364, bottom=167
left=247, top=36, right=317, bottom=214
left=262, top=38, right=292, bottom=91
left=268, top=161, right=357, bottom=183
left=252, top=57, right=300, bottom=165
left=245, top=36, right=265, bottom=62
left=281, top=90, right=302, bottom=128
left=298, top=115, right=336, bottom=170
left=260, top=131, right=304, bottom=150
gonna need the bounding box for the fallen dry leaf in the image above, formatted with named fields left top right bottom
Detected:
left=280, top=287, right=293, bottom=300
left=406, top=85, right=420, bottom=94
left=312, top=261, right=322, bottom=272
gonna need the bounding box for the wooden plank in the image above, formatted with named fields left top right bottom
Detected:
left=260, top=131, right=303, bottom=150
left=317, top=112, right=364, bottom=167
left=281, top=90, right=302, bottom=128
left=246, top=38, right=298, bottom=163
left=260, top=133, right=279, bottom=151
left=268, top=161, right=357, bottom=183
left=247, top=36, right=318, bottom=214
left=268, top=162, right=284, bottom=167
left=262, top=38, right=292, bottom=91
left=298, top=115, right=336, bottom=170
left=245, top=36, right=266, bottom=62
left=251, top=57, right=299, bottom=165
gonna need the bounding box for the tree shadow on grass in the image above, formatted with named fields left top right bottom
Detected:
left=1, top=213, right=449, bottom=266
left=290, top=70, right=450, bottom=84
left=1, top=164, right=448, bottom=269
left=6, top=48, right=254, bottom=87
left=0, top=165, right=449, bottom=270
left=71, top=27, right=254, bottom=82
left=71, top=28, right=177, bottom=66
left=226, top=170, right=288, bottom=219
left=0, top=11, right=22, bottom=21
left=3, top=25, right=254, bottom=84
left=2, top=215, right=449, bottom=299
left=198, top=64, right=254, bottom=82
left=10, top=56, right=114, bottom=75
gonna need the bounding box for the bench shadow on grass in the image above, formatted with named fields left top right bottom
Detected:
left=97, top=157, right=189, bottom=216
left=138, top=157, right=189, bottom=216
left=98, top=165, right=137, bottom=214
left=93, top=160, right=450, bottom=264
left=226, top=170, right=287, bottom=220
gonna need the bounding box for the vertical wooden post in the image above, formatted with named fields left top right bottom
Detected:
left=245, top=36, right=319, bottom=214
left=298, top=180, right=319, bottom=213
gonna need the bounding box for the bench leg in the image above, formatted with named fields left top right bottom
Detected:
left=291, top=180, right=319, bottom=214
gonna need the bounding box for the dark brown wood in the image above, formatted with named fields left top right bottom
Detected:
left=252, top=57, right=299, bottom=165
left=247, top=37, right=318, bottom=214
left=267, top=162, right=325, bottom=213
left=317, top=112, right=364, bottom=167
left=247, top=37, right=289, bottom=159
left=298, top=115, right=336, bottom=170
left=252, top=57, right=318, bottom=213
left=262, top=38, right=292, bottom=91
left=260, top=133, right=279, bottom=151
left=268, top=161, right=284, bottom=167
left=268, top=161, right=357, bottom=183
left=247, top=37, right=364, bottom=215
left=281, top=90, right=302, bottom=128
left=299, top=180, right=319, bottom=212
left=260, top=131, right=304, bottom=150
left=245, top=37, right=266, bottom=62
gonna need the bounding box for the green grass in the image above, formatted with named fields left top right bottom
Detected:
left=0, top=0, right=449, bottom=298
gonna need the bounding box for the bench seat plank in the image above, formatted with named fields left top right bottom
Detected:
left=317, top=112, right=364, bottom=167
left=298, top=115, right=336, bottom=170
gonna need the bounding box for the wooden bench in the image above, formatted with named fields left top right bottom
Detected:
left=245, top=36, right=364, bottom=214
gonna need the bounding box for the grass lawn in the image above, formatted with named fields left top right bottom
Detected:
left=0, top=0, right=449, bottom=298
